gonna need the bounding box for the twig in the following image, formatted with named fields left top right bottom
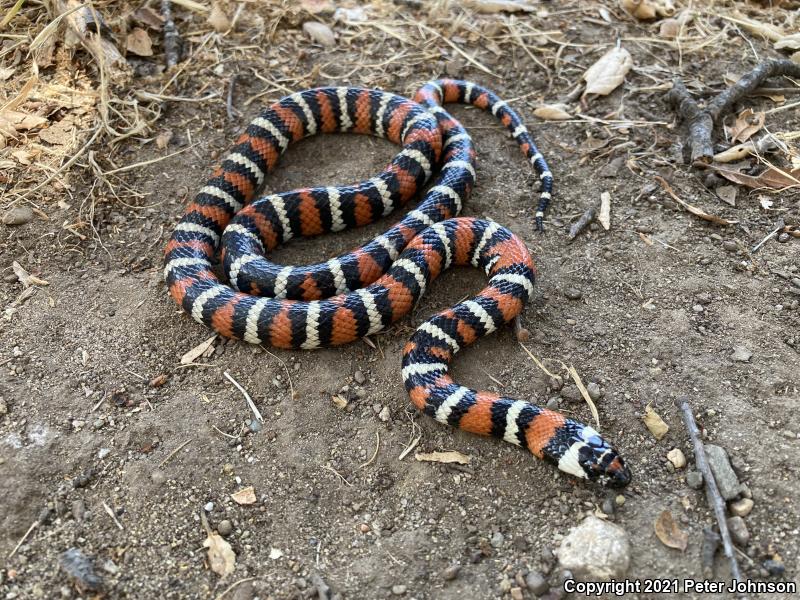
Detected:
left=215, top=577, right=258, bottom=600
left=322, top=464, right=352, bottom=486
left=568, top=207, right=596, bottom=241
left=224, top=371, right=264, bottom=422
left=666, top=59, right=800, bottom=164
left=161, top=0, right=181, bottom=69
left=358, top=431, right=381, bottom=470
left=212, top=424, right=238, bottom=440
left=227, top=74, right=241, bottom=120
left=102, top=501, right=124, bottom=530
left=677, top=398, right=744, bottom=590
left=7, top=520, right=38, bottom=558
left=398, top=435, right=421, bottom=461
left=750, top=224, right=783, bottom=254
left=101, top=144, right=197, bottom=175
left=567, top=365, right=600, bottom=429
left=158, top=438, right=193, bottom=468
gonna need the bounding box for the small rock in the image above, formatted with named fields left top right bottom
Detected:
left=548, top=376, right=563, bottom=391
left=685, top=470, right=703, bottom=490
left=692, top=304, right=704, bottom=313
left=704, top=444, right=743, bottom=500
left=97, top=448, right=111, bottom=460
left=217, top=519, right=233, bottom=536
left=546, top=397, right=560, bottom=410
left=150, top=470, right=166, bottom=485
left=560, top=385, right=582, bottom=403
left=726, top=516, right=749, bottom=545
left=510, top=587, right=524, bottom=600
left=303, top=21, right=335, bottom=46
left=490, top=531, right=504, bottom=548
left=731, top=346, right=752, bottom=362
left=601, top=496, right=615, bottom=515
left=763, top=558, right=785, bottom=576
left=557, top=515, right=630, bottom=580
left=667, top=448, right=686, bottom=469
left=696, top=292, right=713, bottom=305
left=354, top=370, right=366, bottom=385
left=71, top=499, right=86, bottom=522
left=248, top=419, right=262, bottom=433
left=722, top=240, right=737, bottom=252
left=586, top=382, right=603, bottom=400
left=0, top=399, right=8, bottom=415
left=777, top=232, right=790, bottom=243
left=525, top=571, right=548, bottom=595
left=564, top=287, right=582, bottom=301
left=378, top=406, right=391, bottom=422
left=204, top=501, right=214, bottom=513
left=391, top=584, right=407, bottom=595
left=729, top=498, right=754, bottom=517
left=2, top=206, right=34, bottom=226
left=441, top=564, right=460, bottom=581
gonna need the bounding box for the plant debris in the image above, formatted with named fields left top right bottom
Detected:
left=415, top=451, right=471, bottom=465
left=654, top=510, right=689, bottom=551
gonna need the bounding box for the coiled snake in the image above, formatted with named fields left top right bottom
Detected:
left=164, top=79, right=631, bottom=487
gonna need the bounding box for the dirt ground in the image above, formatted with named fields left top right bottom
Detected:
left=1, top=1, right=799, bottom=599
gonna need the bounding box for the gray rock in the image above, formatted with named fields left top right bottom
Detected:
left=727, top=516, right=749, bottom=546
left=564, top=287, right=582, bottom=301
left=731, top=346, right=752, bottom=362
left=302, top=21, right=335, bottom=47
left=525, top=570, right=548, bottom=595
left=704, top=444, right=743, bottom=500
left=686, top=470, right=703, bottom=489
left=391, top=584, right=407, bottom=595
left=557, top=515, right=630, bottom=580
left=441, top=564, right=460, bottom=581
left=586, top=382, right=603, bottom=400
left=560, top=385, right=582, bottom=403
left=2, top=206, right=34, bottom=226
left=490, top=531, right=504, bottom=548
left=729, top=498, right=753, bottom=517
left=722, top=240, right=737, bottom=252
left=218, top=519, right=233, bottom=536
left=354, top=370, right=366, bottom=385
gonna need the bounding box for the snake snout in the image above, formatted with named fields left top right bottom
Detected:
left=576, top=431, right=632, bottom=488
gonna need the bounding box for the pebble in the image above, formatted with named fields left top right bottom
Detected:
left=510, top=588, right=524, bottom=600
left=378, top=406, right=391, bottom=422
left=778, top=232, right=790, bottom=243
left=2, top=206, right=34, bottom=226
left=391, top=584, right=407, bottom=595
left=490, top=531, right=504, bottom=548
left=763, top=558, right=785, bottom=576
left=303, top=21, right=335, bottom=46
left=726, top=516, right=749, bottom=545
left=667, top=448, right=686, bottom=469
left=525, top=571, right=548, bottom=595
left=704, top=444, right=743, bottom=500
left=217, top=519, right=233, bottom=536
left=150, top=470, right=166, bottom=485
left=722, top=240, right=737, bottom=252
left=71, top=499, right=86, bottom=522
left=558, top=515, right=630, bottom=580
left=354, top=370, right=366, bottom=385
left=586, top=382, right=602, bottom=400
left=730, top=346, right=752, bottom=362
left=692, top=304, right=704, bottom=313
left=441, top=564, right=460, bottom=581
left=564, top=287, right=582, bottom=300
left=204, top=501, right=215, bottom=513
left=696, top=292, right=713, bottom=305
left=97, top=448, right=111, bottom=460
left=791, top=278, right=800, bottom=289
left=601, top=496, right=615, bottom=515
left=546, top=397, right=560, bottom=410
left=248, top=419, right=262, bottom=433
left=560, top=385, right=582, bottom=403
left=729, top=498, right=754, bottom=517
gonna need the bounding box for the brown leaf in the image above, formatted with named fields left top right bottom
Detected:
left=126, top=27, right=153, bottom=57
left=180, top=335, right=217, bottom=365
left=654, top=175, right=737, bottom=226
left=231, top=486, right=257, bottom=505
left=415, top=451, right=471, bottom=465
left=155, top=129, right=173, bottom=150
left=133, top=7, right=164, bottom=30
left=716, top=185, right=737, bottom=207
left=643, top=405, right=669, bottom=440
left=709, top=165, right=800, bottom=190
left=620, top=0, right=676, bottom=20
left=0, top=110, right=48, bottom=131
left=729, top=108, right=764, bottom=143
left=582, top=47, right=633, bottom=97
left=533, top=104, right=572, bottom=120
left=207, top=2, right=230, bottom=33
left=300, top=0, right=335, bottom=13
left=654, top=510, right=688, bottom=551
left=203, top=525, right=236, bottom=577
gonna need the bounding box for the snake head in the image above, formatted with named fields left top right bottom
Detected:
left=553, top=424, right=631, bottom=488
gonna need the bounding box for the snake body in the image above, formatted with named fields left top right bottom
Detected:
left=164, top=79, right=631, bottom=486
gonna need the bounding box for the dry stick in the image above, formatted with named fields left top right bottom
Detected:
left=568, top=206, right=596, bottom=241
left=158, top=438, right=193, bottom=468
left=223, top=371, right=264, bottom=422
left=162, top=0, right=181, bottom=69
left=7, top=520, right=38, bottom=558
left=666, top=59, right=800, bottom=165
left=678, top=398, right=744, bottom=589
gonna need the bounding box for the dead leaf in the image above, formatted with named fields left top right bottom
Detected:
left=331, top=394, right=348, bottom=410
left=12, top=261, right=49, bottom=287
left=300, top=0, right=334, bottom=12
left=415, top=451, right=471, bottom=465
left=0, top=110, right=47, bottom=131
left=155, top=129, right=173, bottom=149
left=716, top=185, right=737, bottom=207
left=729, top=108, right=764, bottom=143
left=208, top=2, right=230, bottom=33
left=775, top=32, right=800, bottom=52
left=126, top=27, right=153, bottom=57
left=654, top=510, right=688, bottom=551
left=201, top=511, right=236, bottom=577
left=599, top=191, right=611, bottom=230
left=709, top=165, right=800, bottom=190
left=0, top=66, right=14, bottom=81
left=659, top=11, right=691, bottom=38
left=582, top=47, right=633, bottom=97
left=180, top=334, right=217, bottom=365
left=643, top=405, right=669, bottom=440
left=231, top=486, right=257, bottom=505
left=133, top=7, right=164, bottom=30
left=721, top=13, right=783, bottom=43
left=621, top=0, right=675, bottom=20
left=533, top=104, right=572, bottom=120
left=654, top=175, right=737, bottom=226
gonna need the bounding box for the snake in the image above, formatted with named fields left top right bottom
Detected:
left=164, top=79, right=631, bottom=487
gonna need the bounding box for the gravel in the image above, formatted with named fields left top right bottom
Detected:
left=704, top=444, right=744, bottom=500
left=557, top=516, right=630, bottom=581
